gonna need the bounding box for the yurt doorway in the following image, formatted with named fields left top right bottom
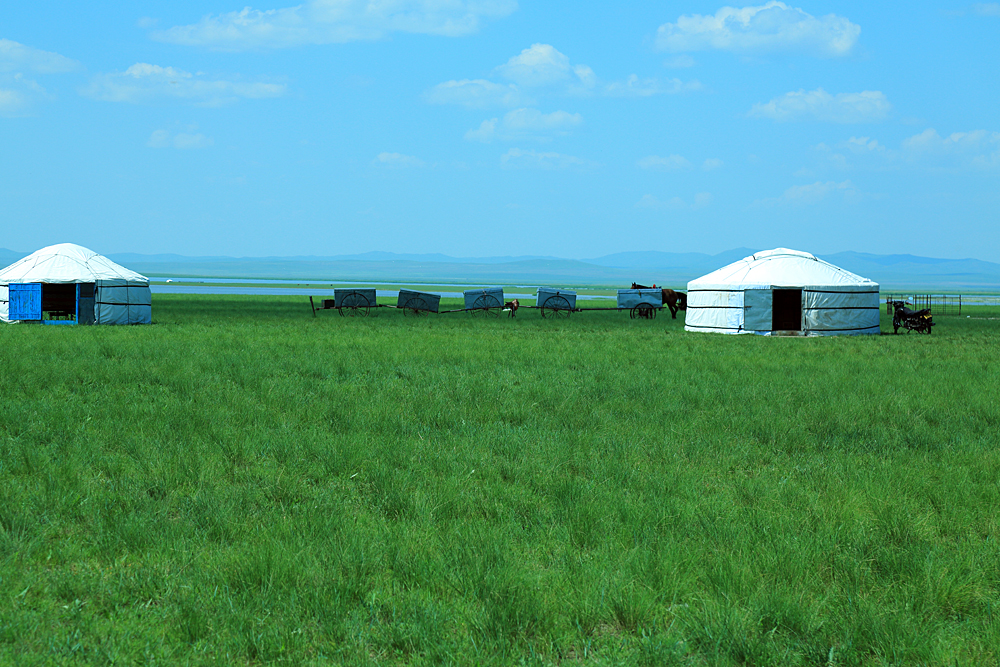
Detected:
left=8, top=282, right=96, bottom=324
left=772, top=289, right=802, bottom=331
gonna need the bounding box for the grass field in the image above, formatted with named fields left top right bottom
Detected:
left=2, top=295, right=999, bottom=665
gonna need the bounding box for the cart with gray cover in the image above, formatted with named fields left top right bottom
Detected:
left=334, top=288, right=377, bottom=317
left=397, top=289, right=441, bottom=315
left=464, top=287, right=504, bottom=317
left=617, top=288, right=662, bottom=319
left=536, top=287, right=577, bottom=318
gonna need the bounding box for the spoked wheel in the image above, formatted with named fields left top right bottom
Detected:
left=403, top=297, right=428, bottom=316
left=338, top=293, right=371, bottom=317
left=469, top=294, right=501, bottom=317
left=541, top=295, right=572, bottom=319
left=630, top=303, right=657, bottom=320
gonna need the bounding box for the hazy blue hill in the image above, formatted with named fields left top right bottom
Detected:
left=823, top=252, right=1000, bottom=289
left=4, top=247, right=1000, bottom=290
left=127, top=257, right=644, bottom=287
left=584, top=248, right=758, bottom=272
left=108, top=252, right=235, bottom=264
left=0, top=249, right=26, bottom=267
left=324, top=252, right=560, bottom=265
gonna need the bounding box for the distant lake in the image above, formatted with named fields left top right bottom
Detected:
left=149, top=277, right=548, bottom=289
left=149, top=280, right=614, bottom=300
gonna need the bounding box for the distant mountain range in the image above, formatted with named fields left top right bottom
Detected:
left=3, top=247, right=1000, bottom=290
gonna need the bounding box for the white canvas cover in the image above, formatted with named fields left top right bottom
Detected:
left=685, top=248, right=880, bottom=336
left=0, top=243, right=151, bottom=324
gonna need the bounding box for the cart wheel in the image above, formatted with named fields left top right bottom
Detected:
left=403, top=297, right=428, bottom=316
left=470, top=294, right=501, bottom=317
left=631, top=303, right=656, bottom=320
left=338, top=292, right=371, bottom=317
left=541, top=295, right=571, bottom=319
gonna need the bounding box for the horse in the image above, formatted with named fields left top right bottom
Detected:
left=662, top=289, right=687, bottom=319
left=503, top=298, right=519, bottom=318
left=631, top=283, right=687, bottom=319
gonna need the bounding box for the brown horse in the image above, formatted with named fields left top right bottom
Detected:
left=631, top=283, right=687, bottom=319
left=662, top=289, right=687, bottom=319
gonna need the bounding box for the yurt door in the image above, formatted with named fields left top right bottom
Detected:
left=742, top=289, right=772, bottom=332
left=772, top=289, right=802, bottom=331
left=9, top=283, right=42, bottom=321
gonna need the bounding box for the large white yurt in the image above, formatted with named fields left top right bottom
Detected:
left=685, top=248, right=880, bottom=336
left=0, top=243, right=151, bottom=325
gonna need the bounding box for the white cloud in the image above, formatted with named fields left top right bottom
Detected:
left=147, top=129, right=171, bottom=147
left=813, top=136, right=885, bottom=169
left=375, top=152, right=425, bottom=168
left=495, top=43, right=594, bottom=89
left=0, top=88, right=27, bottom=116
left=844, top=136, right=885, bottom=153
left=782, top=180, right=854, bottom=202
left=902, top=128, right=1000, bottom=167
left=813, top=130, right=1000, bottom=171
left=636, top=194, right=686, bottom=210
left=0, top=39, right=80, bottom=73
left=635, top=192, right=711, bottom=211
left=973, top=3, right=1000, bottom=16
left=664, top=55, right=696, bottom=68
left=152, top=0, right=517, bottom=49
left=637, top=154, right=691, bottom=170
left=82, top=63, right=286, bottom=106
left=500, top=148, right=595, bottom=170
left=466, top=107, right=582, bottom=142
left=750, top=88, right=890, bottom=123
left=754, top=179, right=858, bottom=207
left=903, top=128, right=999, bottom=153
left=656, top=2, right=860, bottom=57
left=0, top=40, right=77, bottom=115
left=703, top=158, right=723, bottom=170
left=0, top=73, right=53, bottom=117
left=427, top=43, right=698, bottom=109
left=423, top=79, right=523, bottom=109
left=504, top=107, right=581, bottom=132
left=604, top=74, right=700, bottom=97
left=465, top=118, right=498, bottom=142
left=148, top=129, right=215, bottom=149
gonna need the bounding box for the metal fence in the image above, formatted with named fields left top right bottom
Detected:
left=882, top=294, right=1000, bottom=316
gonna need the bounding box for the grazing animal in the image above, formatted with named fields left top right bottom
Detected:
left=504, top=299, right=519, bottom=318
left=631, top=283, right=686, bottom=319
left=662, top=289, right=687, bottom=319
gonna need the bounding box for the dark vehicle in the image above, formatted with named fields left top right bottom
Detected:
left=889, top=300, right=934, bottom=334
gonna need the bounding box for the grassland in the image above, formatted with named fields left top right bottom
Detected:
left=2, top=295, right=999, bottom=665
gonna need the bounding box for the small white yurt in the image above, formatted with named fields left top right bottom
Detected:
left=0, top=243, right=151, bottom=325
left=685, top=248, right=880, bottom=336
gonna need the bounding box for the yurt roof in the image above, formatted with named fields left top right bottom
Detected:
left=689, top=248, right=877, bottom=289
left=0, top=243, right=148, bottom=285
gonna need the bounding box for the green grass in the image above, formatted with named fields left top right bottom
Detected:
left=2, top=296, right=1000, bottom=665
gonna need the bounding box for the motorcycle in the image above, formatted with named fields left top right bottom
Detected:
left=889, top=300, right=934, bottom=334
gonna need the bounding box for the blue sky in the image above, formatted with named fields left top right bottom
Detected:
left=2, top=1, right=999, bottom=261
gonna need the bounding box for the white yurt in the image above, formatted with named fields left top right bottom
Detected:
left=685, top=248, right=880, bottom=336
left=0, top=243, right=151, bottom=325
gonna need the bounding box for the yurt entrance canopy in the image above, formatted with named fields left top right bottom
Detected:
left=0, top=243, right=152, bottom=325
left=684, top=248, right=880, bottom=336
